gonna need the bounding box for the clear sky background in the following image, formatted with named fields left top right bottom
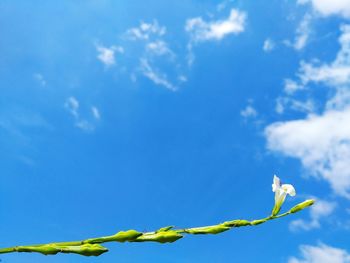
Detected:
left=1, top=1, right=350, bottom=262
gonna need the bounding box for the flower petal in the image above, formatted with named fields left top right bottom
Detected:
left=282, top=184, right=296, bottom=196
left=272, top=175, right=280, bottom=192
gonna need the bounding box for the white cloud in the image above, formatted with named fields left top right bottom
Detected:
left=65, top=97, right=79, bottom=118
left=216, top=0, right=234, bottom=12
left=299, top=0, right=350, bottom=19
left=297, top=25, right=350, bottom=87
left=285, top=14, right=312, bottom=50
left=290, top=99, right=315, bottom=113
left=265, top=107, right=350, bottom=198
left=276, top=97, right=315, bottom=114
left=65, top=97, right=100, bottom=132
left=185, top=8, right=246, bottom=65
left=178, top=75, right=188, bottom=83
left=241, top=105, right=257, bottom=118
left=290, top=199, right=336, bottom=231
left=284, top=79, right=304, bottom=95
left=139, top=58, right=176, bottom=91
left=266, top=25, right=350, bottom=198
left=126, top=21, right=166, bottom=40
left=299, top=61, right=350, bottom=87
left=122, top=20, right=186, bottom=90
left=96, top=45, right=124, bottom=67
left=33, top=73, right=46, bottom=87
left=288, top=243, right=350, bottom=263
left=75, top=120, right=94, bottom=132
left=185, top=8, right=246, bottom=42
left=276, top=98, right=285, bottom=114
left=326, top=88, right=350, bottom=110
left=263, top=38, right=275, bottom=52
left=186, top=44, right=196, bottom=66
left=91, top=106, right=100, bottom=120
left=295, top=14, right=312, bottom=50
left=146, top=40, right=174, bottom=57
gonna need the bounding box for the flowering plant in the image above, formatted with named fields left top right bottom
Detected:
left=0, top=175, right=314, bottom=257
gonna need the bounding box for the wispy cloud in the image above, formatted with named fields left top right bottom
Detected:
left=185, top=9, right=246, bottom=42
left=65, top=96, right=79, bottom=118
left=64, top=97, right=100, bottom=132
left=275, top=97, right=315, bottom=114
left=285, top=14, right=312, bottom=50
left=263, top=38, right=275, bottom=52
left=241, top=105, right=258, bottom=119
left=126, top=20, right=166, bottom=40
left=91, top=106, right=100, bottom=120
left=275, top=24, right=350, bottom=112
left=33, top=73, right=47, bottom=87
left=96, top=44, right=124, bottom=67
left=0, top=107, right=52, bottom=147
left=288, top=243, right=350, bottom=263
left=284, top=79, right=304, bottom=95
left=146, top=40, right=174, bottom=57
left=290, top=199, right=336, bottom=231
left=139, top=58, right=176, bottom=91
left=95, top=6, right=247, bottom=90
left=297, top=25, right=350, bottom=87
left=118, top=20, right=181, bottom=91
left=298, top=0, right=350, bottom=19
left=266, top=107, right=350, bottom=198
left=216, top=0, right=234, bottom=12
left=185, top=8, right=246, bottom=65
left=265, top=25, right=350, bottom=198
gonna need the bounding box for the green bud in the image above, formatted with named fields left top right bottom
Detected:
left=289, top=199, right=315, bottom=213
left=134, top=230, right=183, bottom=243
left=16, top=244, right=108, bottom=256
left=250, top=219, right=267, bottom=225
left=58, top=244, right=108, bottom=256
left=16, top=245, right=60, bottom=255
left=85, top=229, right=142, bottom=243
left=223, top=220, right=251, bottom=227
left=185, top=224, right=230, bottom=235
left=110, top=230, right=142, bottom=242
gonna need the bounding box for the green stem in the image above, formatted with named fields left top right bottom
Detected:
left=0, top=201, right=313, bottom=256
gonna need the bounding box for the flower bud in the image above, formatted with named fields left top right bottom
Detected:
left=134, top=230, right=183, bottom=243
left=110, top=230, right=142, bottom=242
left=223, top=219, right=251, bottom=227
left=16, top=245, right=59, bottom=255
left=85, top=229, right=142, bottom=243
left=289, top=199, right=315, bottom=214
left=16, top=244, right=108, bottom=256
left=59, top=244, right=108, bottom=256
left=250, top=219, right=267, bottom=226
left=185, top=224, right=230, bottom=235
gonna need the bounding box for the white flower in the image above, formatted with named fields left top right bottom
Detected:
left=271, top=175, right=296, bottom=216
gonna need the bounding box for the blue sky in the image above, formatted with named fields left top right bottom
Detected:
left=1, top=0, right=350, bottom=262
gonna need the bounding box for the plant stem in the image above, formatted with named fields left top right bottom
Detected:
left=0, top=208, right=302, bottom=255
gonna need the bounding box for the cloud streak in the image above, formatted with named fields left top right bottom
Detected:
left=139, top=58, right=176, bottom=91
left=126, top=21, right=166, bottom=41
left=298, top=0, right=350, bottom=19
left=289, top=243, right=350, bottom=263
left=65, top=97, right=101, bottom=132
left=185, top=9, right=246, bottom=42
